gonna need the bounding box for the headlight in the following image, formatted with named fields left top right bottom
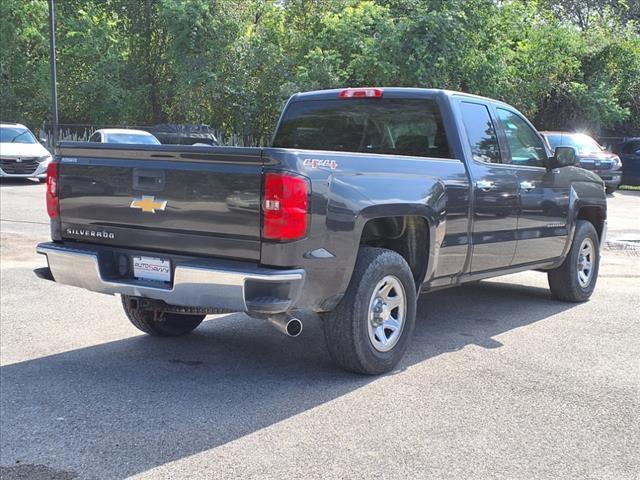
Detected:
left=37, top=155, right=52, bottom=163
left=612, top=155, right=622, bottom=169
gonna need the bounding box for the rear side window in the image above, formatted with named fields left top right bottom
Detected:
left=459, top=102, right=501, bottom=164
left=273, top=98, right=451, bottom=159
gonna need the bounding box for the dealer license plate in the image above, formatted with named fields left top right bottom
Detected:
left=133, top=256, right=171, bottom=282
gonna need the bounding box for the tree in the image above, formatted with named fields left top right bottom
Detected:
left=0, top=0, right=637, bottom=140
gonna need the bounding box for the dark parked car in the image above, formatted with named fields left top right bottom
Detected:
left=613, top=138, right=640, bottom=186
left=541, top=132, right=622, bottom=194
left=36, top=88, right=607, bottom=374
left=148, top=124, right=218, bottom=146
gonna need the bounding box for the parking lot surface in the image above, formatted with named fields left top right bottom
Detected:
left=1, top=179, right=639, bottom=480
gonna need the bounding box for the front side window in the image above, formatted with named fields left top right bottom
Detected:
left=496, top=109, right=546, bottom=167
left=459, top=102, right=501, bottom=164
left=0, top=126, right=37, bottom=144
left=273, top=98, right=451, bottom=159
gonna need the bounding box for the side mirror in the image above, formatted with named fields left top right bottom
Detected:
left=548, top=146, right=577, bottom=169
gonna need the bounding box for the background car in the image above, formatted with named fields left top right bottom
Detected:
left=0, top=123, right=52, bottom=180
left=541, top=131, right=622, bottom=194
left=88, top=128, right=160, bottom=145
left=613, top=138, right=640, bottom=186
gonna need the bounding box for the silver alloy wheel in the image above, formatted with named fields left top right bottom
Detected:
left=367, top=275, right=406, bottom=352
left=577, top=237, right=595, bottom=287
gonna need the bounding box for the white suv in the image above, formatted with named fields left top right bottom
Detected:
left=0, top=123, right=52, bottom=180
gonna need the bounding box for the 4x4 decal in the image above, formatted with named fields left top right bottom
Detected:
left=303, top=158, right=338, bottom=170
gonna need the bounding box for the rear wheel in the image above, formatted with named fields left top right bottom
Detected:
left=547, top=220, right=600, bottom=302
left=321, top=247, right=417, bottom=375
left=121, top=295, right=205, bottom=336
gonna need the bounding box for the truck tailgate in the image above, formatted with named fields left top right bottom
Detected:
left=56, top=144, right=263, bottom=260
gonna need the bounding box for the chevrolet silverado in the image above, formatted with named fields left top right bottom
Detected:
left=35, top=88, right=607, bottom=374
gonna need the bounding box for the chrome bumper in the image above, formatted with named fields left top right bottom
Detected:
left=36, top=242, right=305, bottom=314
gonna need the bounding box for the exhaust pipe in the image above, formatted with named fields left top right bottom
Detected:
left=267, top=314, right=303, bottom=337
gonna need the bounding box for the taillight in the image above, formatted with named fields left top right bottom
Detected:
left=338, top=87, right=383, bottom=99
left=262, top=172, right=309, bottom=241
left=46, top=162, right=59, bottom=218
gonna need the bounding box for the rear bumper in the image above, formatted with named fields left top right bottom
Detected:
left=36, top=242, right=305, bottom=315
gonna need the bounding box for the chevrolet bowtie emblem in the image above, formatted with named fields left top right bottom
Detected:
left=130, top=195, right=167, bottom=213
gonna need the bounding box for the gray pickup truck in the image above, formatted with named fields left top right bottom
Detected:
left=36, top=88, right=607, bottom=374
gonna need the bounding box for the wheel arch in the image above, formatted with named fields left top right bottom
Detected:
left=576, top=205, right=606, bottom=242
left=358, top=209, right=435, bottom=290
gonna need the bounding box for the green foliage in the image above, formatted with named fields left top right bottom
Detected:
left=0, top=0, right=50, bottom=125
left=1, top=0, right=638, bottom=143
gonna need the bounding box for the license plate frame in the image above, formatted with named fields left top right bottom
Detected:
left=132, top=256, right=171, bottom=283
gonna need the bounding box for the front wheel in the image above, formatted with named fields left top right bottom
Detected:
left=547, top=220, right=600, bottom=302
left=121, top=295, right=205, bottom=336
left=321, top=247, right=417, bottom=375
left=605, top=186, right=617, bottom=195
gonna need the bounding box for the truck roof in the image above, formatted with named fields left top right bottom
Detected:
left=290, top=87, right=510, bottom=107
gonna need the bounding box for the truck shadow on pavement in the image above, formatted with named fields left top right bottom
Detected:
left=0, top=280, right=577, bottom=479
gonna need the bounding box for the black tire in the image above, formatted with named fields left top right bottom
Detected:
left=547, top=220, right=600, bottom=302
left=321, top=247, right=417, bottom=375
left=121, top=295, right=205, bottom=336
left=605, top=186, right=617, bottom=195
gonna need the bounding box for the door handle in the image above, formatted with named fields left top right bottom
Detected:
left=519, top=180, right=535, bottom=191
left=476, top=179, right=496, bottom=192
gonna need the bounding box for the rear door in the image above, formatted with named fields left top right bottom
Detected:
left=492, top=108, right=570, bottom=264
left=57, top=144, right=264, bottom=260
left=457, top=100, right=519, bottom=272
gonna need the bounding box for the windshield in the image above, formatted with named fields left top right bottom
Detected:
left=545, top=133, right=603, bottom=154
left=104, top=133, right=160, bottom=145
left=0, top=126, right=37, bottom=144
left=273, top=98, right=451, bottom=159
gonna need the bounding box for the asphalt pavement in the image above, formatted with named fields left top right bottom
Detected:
left=1, top=179, right=638, bottom=480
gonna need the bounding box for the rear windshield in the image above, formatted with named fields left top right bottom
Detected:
left=273, top=98, right=451, bottom=159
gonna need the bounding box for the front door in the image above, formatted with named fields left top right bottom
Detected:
left=458, top=100, right=520, bottom=272
left=493, top=107, right=570, bottom=265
